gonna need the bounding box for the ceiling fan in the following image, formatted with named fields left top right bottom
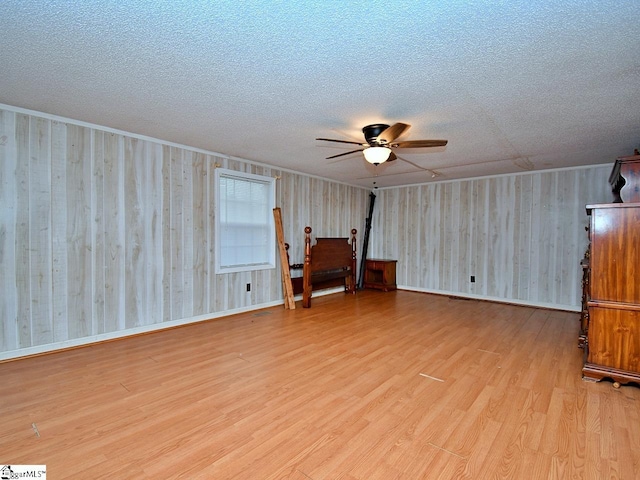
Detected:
left=316, top=123, right=448, bottom=165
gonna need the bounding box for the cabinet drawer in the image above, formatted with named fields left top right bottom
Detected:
left=367, top=260, right=386, bottom=271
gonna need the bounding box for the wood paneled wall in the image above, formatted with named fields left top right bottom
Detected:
left=369, top=167, right=611, bottom=310
left=0, top=104, right=614, bottom=358
left=0, top=107, right=369, bottom=357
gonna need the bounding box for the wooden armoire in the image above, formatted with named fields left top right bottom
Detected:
left=581, top=154, right=640, bottom=386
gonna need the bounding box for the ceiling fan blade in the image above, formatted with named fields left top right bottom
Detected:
left=393, top=139, right=448, bottom=148
left=378, top=123, right=410, bottom=144
left=316, top=137, right=365, bottom=146
left=387, top=151, right=398, bottom=161
left=326, top=149, right=363, bottom=160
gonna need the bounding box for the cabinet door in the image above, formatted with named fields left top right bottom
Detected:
left=588, top=306, right=640, bottom=373
left=590, top=207, right=640, bottom=303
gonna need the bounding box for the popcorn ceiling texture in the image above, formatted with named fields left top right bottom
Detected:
left=1, top=0, right=639, bottom=187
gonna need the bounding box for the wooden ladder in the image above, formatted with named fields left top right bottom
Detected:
left=273, top=207, right=296, bottom=309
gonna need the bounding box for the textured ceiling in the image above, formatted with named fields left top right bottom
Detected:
left=1, top=1, right=639, bottom=188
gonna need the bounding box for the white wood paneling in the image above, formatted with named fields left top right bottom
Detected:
left=0, top=106, right=369, bottom=358
left=0, top=102, right=614, bottom=358
left=29, top=117, right=53, bottom=345
left=51, top=121, right=68, bottom=343
left=370, top=167, right=612, bottom=310
left=102, top=132, right=126, bottom=333
left=92, top=130, right=105, bottom=334
left=15, top=114, right=31, bottom=347
left=0, top=110, right=18, bottom=352
left=66, top=124, right=92, bottom=339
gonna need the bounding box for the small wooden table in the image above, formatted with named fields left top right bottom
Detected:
left=363, top=259, right=397, bottom=291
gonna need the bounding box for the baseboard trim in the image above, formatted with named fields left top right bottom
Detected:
left=0, top=288, right=344, bottom=362
left=1, top=286, right=576, bottom=362
left=397, top=285, right=581, bottom=313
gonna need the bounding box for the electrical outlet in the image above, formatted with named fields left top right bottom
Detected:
left=246, top=283, right=251, bottom=292
left=470, top=276, right=475, bottom=283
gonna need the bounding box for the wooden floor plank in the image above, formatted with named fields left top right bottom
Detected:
left=1, top=290, right=639, bottom=479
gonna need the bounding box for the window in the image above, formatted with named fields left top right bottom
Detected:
left=214, top=168, right=276, bottom=274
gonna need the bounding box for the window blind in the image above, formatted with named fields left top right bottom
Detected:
left=215, top=169, right=275, bottom=273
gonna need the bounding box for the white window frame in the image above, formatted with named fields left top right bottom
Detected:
left=214, top=168, right=276, bottom=274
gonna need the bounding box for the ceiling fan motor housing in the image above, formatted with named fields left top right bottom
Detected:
left=362, top=124, right=390, bottom=145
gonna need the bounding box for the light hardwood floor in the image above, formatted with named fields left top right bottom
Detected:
left=2, top=290, right=639, bottom=479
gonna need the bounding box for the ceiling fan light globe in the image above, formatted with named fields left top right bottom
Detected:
left=363, top=147, right=391, bottom=165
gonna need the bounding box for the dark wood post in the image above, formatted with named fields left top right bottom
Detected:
left=302, top=226, right=312, bottom=308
